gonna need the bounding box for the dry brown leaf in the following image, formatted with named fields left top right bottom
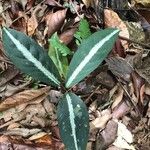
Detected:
left=107, top=146, right=122, bottom=150
left=145, top=83, right=150, bottom=95
left=104, top=9, right=129, bottom=49
left=0, top=81, right=31, bottom=98
left=94, top=120, right=118, bottom=150
left=27, top=6, right=43, bottom=36
left=0, top=66, right=19, bottom=86
left=131, top=71, right=145, bottom=101
left=101, top=120, right=118, bottom=147
left=35, top=134, right=64, bottom=149
left=59, top=28, right=77, bottom=45
left=134, top=0, right=150, bottom=7
left=106, top=56, right=134, bottom=82
left=2, top=128, right=41, bottom=137
left=111, top=87, right=124, bottom=110
left=90, top=109, right=112, bottom=130
left=82, top=0, right=93, bottom=7
left=44, top=9, right=67, bottom=37
left=29, top=132, right=47, bottom=140
left=0, top=86, right=50, bottom=112
left=112, top=101, right=130, bottom=119
left=45, top=0, right=63, bottom=7
left=0, top=135, right=53, bottom=149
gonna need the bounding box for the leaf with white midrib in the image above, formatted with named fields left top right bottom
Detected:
left=65, top=28, right=119, bottom=88
left=2, top=27, right=61, bottom=87
left=57, top=92, right=89, bottom=150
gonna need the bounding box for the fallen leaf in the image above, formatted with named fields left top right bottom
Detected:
left=95, top=120, right=118, bottom=149
left=96, top=69, right=116, bottom=89
left=106, top=56, right=134, bottom=82
left=26, top=0, right=36, bottom=10
left=0, top=66, right=19, bottom=86
left=113, top=121, right=135, bottom=150
left=112, top=101, right=130, bottom=119
left=59, top=28, right=77, bottom=45
left=134, top=0, right=150, bottom=7
left=90, top=109, right=112, bottom=130
left=2, top=128, right=41, bottom=137
left=0, top=86, right=50, bottom=112
left=111, top=87, right=124, bottom=110
left=113, top=136, right=135, bottom=150
left=16, top=0, right=28, bottom=10
left=125, top=21, right=145, bottom=43
left=44, top=9, right=67, bottom=37
left=0, top=81, right=31, bottom=98
left=107, top=145, right=122, bottom=150
left=29, top=132, right=47, bottom=140
left=131, top=71, right=145, bottom=102
left=45, top=0, right=63, bottom=7
left=135, top=52, right=150, bottom=84
left=145, top=83, right=150, bottom=95
left=82, top=0, right=93, bottom=7
left=104, top=9, right=129, bottom=49
left=27, top=10, right=38, bottom=36
left=0, top=135, right=53, bottom=149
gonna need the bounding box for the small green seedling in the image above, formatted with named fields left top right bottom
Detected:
left=2, top=24, right=119, bottom=150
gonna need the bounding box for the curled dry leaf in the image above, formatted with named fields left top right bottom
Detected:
left=131, top=71, right=145, bottom=102
left=0, top=86, right=50, bottom=112
left=111, top=87, right=124, bottom=110
left=44, top=9, right=67, bottom=37
left=104, top=9, right=129, bottom=49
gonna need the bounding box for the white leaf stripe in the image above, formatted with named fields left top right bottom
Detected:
left=4, top=28, right=60, bottom=86
left=66, top=29, right=119, bottom=88
left=66, top=94, right=78, bottom=150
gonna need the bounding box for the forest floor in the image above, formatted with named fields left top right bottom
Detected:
left=0, top=0, right=150, bottom=149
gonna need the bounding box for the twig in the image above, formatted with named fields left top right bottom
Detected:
left=119, top=35, right=150, bottom=49
left=0, top=5, right=11, bottom=15
left=11, top=0, right=45, bottom=24
left=117, top=80, right=142, bottom=117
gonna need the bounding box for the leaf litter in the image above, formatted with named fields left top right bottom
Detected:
left=0, top=0, right=150, bottom=149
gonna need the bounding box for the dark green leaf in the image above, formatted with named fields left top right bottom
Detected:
left=2, top=27, right=61, bottom=87
left=65, top=28, right=119, bottom=88
left=57, top=92, right=89, bottom=150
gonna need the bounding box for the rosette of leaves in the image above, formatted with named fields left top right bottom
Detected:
left=2, top=26, right=119, bottom=150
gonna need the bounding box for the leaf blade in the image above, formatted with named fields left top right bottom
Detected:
left=57, top=92, right=89, bottom=150
left=66, top=28, right=119, bottom=88
left=2, top=27, right=61, bottom=87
